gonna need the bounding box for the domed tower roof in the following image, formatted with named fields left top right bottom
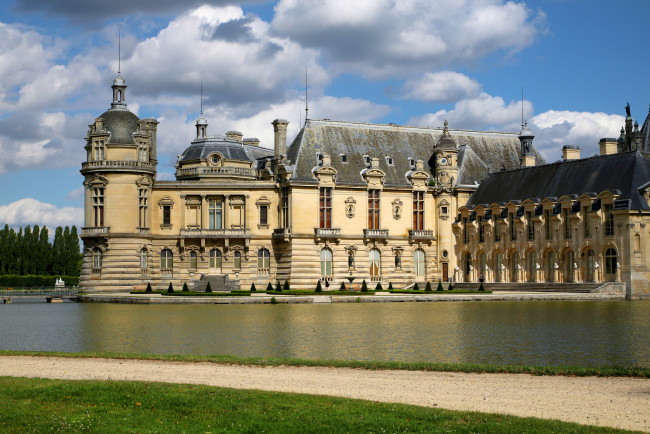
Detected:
left=435, top=120, right=457, bottom=151
left=98, top=73, right=140, bottom=145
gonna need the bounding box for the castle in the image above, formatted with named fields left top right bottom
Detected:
left=79, top=73, right=650, bottom=298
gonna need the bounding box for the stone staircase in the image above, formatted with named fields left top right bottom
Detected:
left=192, top=274, right=240, bottom=292
left=450, top=282, right=605, bottom=293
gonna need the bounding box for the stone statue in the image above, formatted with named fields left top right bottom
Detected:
left=626, top=103, right=631, bottom=117
left=348, top=253, right=354, bottom=268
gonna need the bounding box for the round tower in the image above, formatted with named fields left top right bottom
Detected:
left=80, top=73, right=159, bottom=292
left=519, top=122, right=535, bottom=167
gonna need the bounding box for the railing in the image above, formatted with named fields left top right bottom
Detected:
left=257, top=267, right=269, bottom=276
left=180, top=228, right=250, bottom=238
left=408, top=230, right=434, bottom=239
left=137, top=227, right=151, bottom=235
left=370, top=276, right=382, bottom=282
left=81, top=160, right=156, bottom=171
left=175, top=166, right=256, bottom=178
left=81, top=227, right=110, bottom=236
left=363, top=229, right=389, bottom=239
left=273, top=228, right=291, bottom=239
left=314, top=228, right=341, bottom=238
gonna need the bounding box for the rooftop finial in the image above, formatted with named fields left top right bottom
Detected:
left=118, top=27, right=121, bottom=75
left=200, top=79, right=203, bottom=114
left=521, top=86, right=524, bottom=129
left=305, top=67, right=309, bottom=124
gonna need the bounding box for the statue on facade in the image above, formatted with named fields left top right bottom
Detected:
left=626, top=103, right=631, bottom=117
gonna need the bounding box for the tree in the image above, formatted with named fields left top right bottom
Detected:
left=52, top=227, right=64, bottom=275
left=182, top=282, right=189, bottom=292
left=283, top=280, right=290, bottom=292
left=375, top=282, right=383, bottom=291
left=23, top=226, right=33, bottom=275
left=275, top=281, right=282, bottom=292
left=388, top=282, right=393, bottom=290
left=448, top=282, right=454, bottom=291
left=146, top=282, right=152, bottom=292
left=167, top=282, right=174, bottom=293
left=38, top=227, right=51, bottom=275
left=66, top=226, right=81, bottom=276
left=250, top=282, right=256, bottom=292
left=339, top=281, right=346, bottom=290
left=413, top=282, right=420, bottom=291
left=361, top=279, right=368, bottom=292
left=315, top=280, right=322, bottom=292
left=266, top=282, right=273, bottom=292
left=425, top=282, right=432, bottom=292
left=205, top=281, right=213, bottom=293
left=437, top=281, right=444, bottom=291
left=15, top=227, right=23, bottom=275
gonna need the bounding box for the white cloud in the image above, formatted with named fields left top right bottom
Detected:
left=402, top=71, right=481, bottom=103
left=65, top=187, right=85, bottom=201
left=0, top=198, right=83, bottom=228
left=272, top=0, right=545, bottom=78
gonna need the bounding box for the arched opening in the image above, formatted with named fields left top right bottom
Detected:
left=369, top=249, right=381, bottom=281
left=320, top=248, right=333, bottom=277
left=233, top=251, right=241, bottom=270
left=510, top=251, right=519, bottom=282
left=92, top=248, right=102, bottom=275
left=564, top=249, right=574, bottom=283
left=546, top=250, right=555, bottom=282
left=140, top=248, right=147, bottom=273
left=189, top=251, right=198, bottom=270
left=478, top=252, right=487, bottom=281
left=585, top=249, right=595, bottom=282
left=634, top=233, right=641, bottom=252
left=494, top=251, right=503, bottom=282
left=464, top=253, right=472, bottom=282
left=414, top=249, right=425, bottom=279
left=605, top=247, right=618, bottom=281
left=257, top=248, right=270, bottom=275
left=527, top=251, right=536, bottom=282
left=210, top=249, right=222, bottom=273
left=161, top=249, right=173, bottom=275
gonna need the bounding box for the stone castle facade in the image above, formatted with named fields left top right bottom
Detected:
left=80, top=75, right=650, bottom=298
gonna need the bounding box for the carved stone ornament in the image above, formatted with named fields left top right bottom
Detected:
left=437, top=171, right=452, bottom=187
left=392, top=198, right=403, bottom=220
left=345, top=197, right=356, bottom=218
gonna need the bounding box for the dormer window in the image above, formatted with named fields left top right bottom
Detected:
left=210, top=154, right=222, bottom=166
left=385, top=156, right=394, bottom=166
left=340, top=154, right=347, bottom=163
left=408, top=158, right=415, bottom=168
left=93, top=140, right=105, bottom=161
left=317, top=153, right=323, bottom=166
left=363, top=155, right=371, bottom=167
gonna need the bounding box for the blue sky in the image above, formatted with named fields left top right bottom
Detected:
left=0, top=0, right=648, bottom=230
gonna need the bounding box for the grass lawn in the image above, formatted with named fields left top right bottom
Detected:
left=389, top=289, right=493, bottom=294
left=0, top=376, right=628, bottom=433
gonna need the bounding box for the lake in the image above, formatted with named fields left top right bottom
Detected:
left=1, top=300, right=648, bottom=367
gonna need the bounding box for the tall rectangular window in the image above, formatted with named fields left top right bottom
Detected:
left=92, top=187, right=104, bottom=227
left=163, top=205, right=171, bottom=226
left=93, top=140, right=104, bottom=161
left=412, top=191, right=424, bottom=231
left=509, top=213, right=517, bottom=241
left=138, top=189, right=148, bottom=228
left=527, top=211, right=535, bottom=241
left=368, top=190, right=380, bottom=229
left=478, top=216, right=485, bottom=243
left=545, top=210, right=551, bottom=240
left=319, top=187, right=332, bottom=229
left=604, top=204, right=614, bottom=236
left=259, top=205, right=268, bottom=226
left=208, top=199, right=223, bottom=229
left=583, top=206, right=590, bottom=237
left=138, top=141, right=147, bottom=162
left=281, top=187, right=289, bottom=228
left=493, top=213, right=500, bottom=242
left=564, top=209, right=571, bottom=239
left=463, top=217, right=469, bottom=244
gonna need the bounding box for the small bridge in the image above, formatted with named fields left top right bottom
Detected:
left=0, top=288, right=81, bottom=303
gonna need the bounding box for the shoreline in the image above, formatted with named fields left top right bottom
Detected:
left=80, top=290, right=626, bottom=304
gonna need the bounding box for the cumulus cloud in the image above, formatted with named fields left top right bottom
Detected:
left=402, top=71, right=481, bottom=103
left=0, top=198, right=83, bottom=228
left=272, top=0, right=545, bottom=78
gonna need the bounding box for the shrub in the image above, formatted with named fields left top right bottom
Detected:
left=283, top=280, right=290, bottom=292
left=361, top=279, right=368, bottom=292
left=145, top=282, right=152, bottom=292
left=167, top=283, right=174, bottom=293
left=205, top=281, right=212, bottom=293
left=182, top=282, right=189, bottom=292
left=250, top=282, right=256, bottom=292
left=375, top=282, right=383, bottom=291
left=413, top=282, right=420, bottom=291
left=266, top=282, right=273, bottom=292
left=339, top=281, right=346, bottom=290
left=448, top=282, right=454, bottom=291
left=425, top=282, right=432, bottom=292
left=315, top=280, right=322, bottom=292
left=388, top=282, right=393, bottom=290
left=275, top=281, right=282, bottom=292
left=270, top=296, right=277, bottom=304
left=479, top=282, right=485, bottom=292
left=437, top=281, right=444, bottom=291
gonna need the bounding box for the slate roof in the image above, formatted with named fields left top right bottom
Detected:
left=287, top=119, right=545, bottom=187
left=467, top=151, right=650, bottom=211
left=98, top=109, right=140, bottom=145
left=178, top=136, right=273, bottom=163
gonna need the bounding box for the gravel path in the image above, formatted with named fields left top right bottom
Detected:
left=1, top=356, right=648, bottom=431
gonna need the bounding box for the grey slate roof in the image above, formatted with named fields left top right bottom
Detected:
left=287, top=119, right=545, bottom=187
left=178, top=136, right=273, bottom=163
left=467, top=151, right=650, bottom=211
left=98, top=109, right=140, bottom=145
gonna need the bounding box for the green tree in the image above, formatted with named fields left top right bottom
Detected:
left=38, top=226, right=51, bottom=275
left=375, top=282, right=383, bottom=291
left=15, top=227, right=24, bottom=275
left=65, top=226, right=81, bottom=276
left=0, top=225, right=8, bottom=274
left=479, top=282, right=485, bottom=291
left=182, top=282, right=190, bottom=292
left=250, top=282, right=256, bottom=292
left=448, top=282, right=454, bottom=291
left=437, top=281, right=444, bottom=291
left=413, top=282, right=420, bottom=291
left=361, top=279, right=368, bottom=292
left=315, top=280, right=322, bottom=292
left=146, top=282, right=152, bottom=292
left=6, top=228, right=18, bottom=275
left=283, top=280, right=290, bottom=292
left=425, top=282, right=432, bottom=292
left=275, top=281, right=282, bottom=292
left=388, top=282, right=393, bottom=290
left=205, top=281, right=213, bottom=293
left=339, top=281, right=346, bottom=290
left=52, top=227, right=64, bottom=275
left=266, top=282, right=273, bottom=292
left=167, top=282, right=174, bottom=293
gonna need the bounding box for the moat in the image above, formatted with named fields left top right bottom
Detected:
left=1, top=300, right=648, bottom=367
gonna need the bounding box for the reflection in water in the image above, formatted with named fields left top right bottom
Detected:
left=1, top=301, right=649, bottom=367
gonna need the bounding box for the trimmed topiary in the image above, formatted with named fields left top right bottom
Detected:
left=413, top=282, right=420, bottom=291
left=266, top=282, right=273, bottom=292
left=375, top=282, right=383, bottom=291
left=479, top=282, right=485, bottom=292
left=167, top=282, right=174, bottom=293
left=437, top=281, right=444, bottom=291
left=315, top=280, right=323, bottom=292
left=425, top=281, right=432, bottom=292
left=275, top=281, right=282, bottom=292
left=182, top=282, right=189, bottom=292
left=205, top=281, right=212, bottom=293
left=388, top=282, right=393, bottom=290
left=361, top=279, right=368, bottom=292
left=339, top=281, right=346, bottom=290
left=283, top=280, right=290, bottom=292
left=448, top=282, right=454, bottom=291
left=145, top=282, right=152, bottom=292
left=250, top=282, right=256, bottom=292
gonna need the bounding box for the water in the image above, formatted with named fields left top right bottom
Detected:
left=1, top=300, right=648, bottom=367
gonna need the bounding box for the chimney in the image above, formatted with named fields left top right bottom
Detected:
left=562, top=145, right=581, bottom=161
left=272, top=119, right=289, bottom=159
left=242, top=138, right=260, bottom=147
left=226, top=130, right=243, bottom=142
left=599, top=138, right=617, bottom=155
left=522, top=155, right=536, bottom=167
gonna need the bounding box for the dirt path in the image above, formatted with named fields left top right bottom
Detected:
left=1, top=356, right=648, bottom=431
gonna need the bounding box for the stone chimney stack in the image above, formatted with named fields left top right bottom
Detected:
left=272, top=119, right=289, bottom=159
left=518, top=122, right=536, bottom=167
left=562, top=145, right=581, bottom=161
left=226, top=130, right=243, bottom=142
left=599, top=138, right=618, bottom=155
left=142, top=118, right=159, bottom=163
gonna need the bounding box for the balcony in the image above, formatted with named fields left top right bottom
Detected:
left=136, top=227, right=151, bottom=235
left=363, top=229, right=389, bottom=240
left=81, top=227, right=110, bottom=237
left=408, top=230, right=435, bottom=240
left=314, top=228, right=341, bottom=239
left=81, top=160, right=156, bottom=174
left=175, top=166, right=257, bottom=179
left=180, top=228, right=250, bottom=238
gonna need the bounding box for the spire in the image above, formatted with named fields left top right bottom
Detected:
left=195, top=80, right=208, bottom=139
left=110, top=27, right=128, bottom=110
left=435, top=120, right=456, bottom=150
left=305, top=67, right=309, bottom=124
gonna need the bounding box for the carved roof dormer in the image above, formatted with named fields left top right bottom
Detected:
left=312, top=154, right=338, bottom=186
left=406, top=159, right=429, bottom=189
left=361, top=157, right=385, bottom=188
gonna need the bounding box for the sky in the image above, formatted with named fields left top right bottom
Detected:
left=0, top=0, right=648, bottom=231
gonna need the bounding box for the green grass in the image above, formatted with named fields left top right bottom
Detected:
left=161, top=291, right=251, bottom=297
left=390, top=289, right=493, bottom=294
left=2, top=350, right=649, bottom=378
left=0, top=377, right=629, bottom=433
left=265, top=290, right=376, bottom=296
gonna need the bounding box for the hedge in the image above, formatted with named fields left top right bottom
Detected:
left=0, top=275, right=79, bottom=288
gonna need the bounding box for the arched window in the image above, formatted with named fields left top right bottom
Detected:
left=189, top=251, right=198, bottom=270
left=210, top=249, right=222, bottom=273
left=565, top=250, right=574, bottom=283
left=320, top=248, right=333, bottom=276
left=369, top=249, right=381, bottom=279
left=634, top=233, right=641, bottom=252
left=605, top=247, right=617, bottom=275
left=257, top=248, right=270, bottom=274
left=464, top=253, right=472, bottom=281
left=161, top=249, right=173, bottom=273
left=233, top=251, right=241, bottom=270
left=495, top=252, right=502, bottom=282
left=92, top=248, right=102, bottom=274
left=479, top=252, right=487, bottom=280
left=511, top=251, right=519, bottom=282
left=586, top=249, right=595, bottom=282
left=546, top=250, right=555, bottom=283
left=527, top=251, right=536, bottom=282
left=414, top=249, right=425, bottom=278
left=140, top=248, right=147, bottom=273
